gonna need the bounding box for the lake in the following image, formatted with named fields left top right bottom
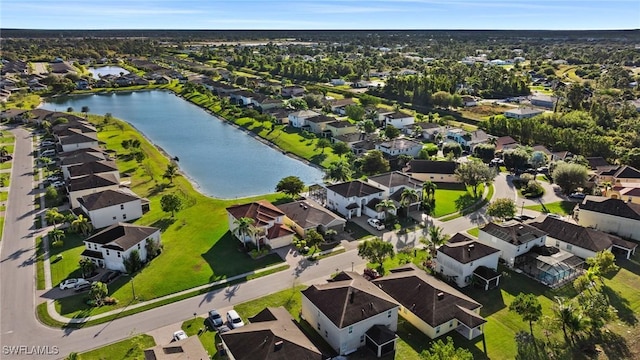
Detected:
left=88, top=66, right=129, bottom=80
left=41, top=91, right=324, bottom=198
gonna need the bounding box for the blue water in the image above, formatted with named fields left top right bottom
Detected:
left=41, top=91, right=324, bottom=198
left=88, top=66, right=129, bottom=80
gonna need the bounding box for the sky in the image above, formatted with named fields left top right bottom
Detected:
left=1, top=0, right=638, bottom=30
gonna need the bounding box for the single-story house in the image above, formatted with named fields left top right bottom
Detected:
left=530, top=95, right=557, bottom=109
left=226, top=200, right=296, bottom=250
left=504, top=107, right=543, bottom=119
left=277, top=199, right=346, bottom=237
left=281, top=86, right=305, bottom=98
left=574, top=196, right=640, bottom=243
left=372, top=264, right=486, bottom=340
left=597, top=165, right=640, bottom=186
left=81, top=223, right=161, bottom=272
left=143, top=335, right=209, bottom=360
left=436, top=233, right=501, bottom=289
left=68, top=173, right=121, bottom=209
left=461, top=96, right=477, bottom=107
left=405, top=160, right=459, bottom=183
left=221, top=307, right=324, bottom=360
left=383, top=112, right=415, bottom=129
left=477, top=221, right=547, bottom=267
left=301, top=272, right=400, bottom=356
left=254, top=97, right=283, bottom=111
left=333, top=132, right=366, bottom=148
left=495, top=136, right=519, bottom=152
left=329, top=98, right=356, bottom=115
left=605, top=187, right=640, bottom=205
left=531, top=214, right=637, bottom=260
left=375, top=138, right=423, bottom=158
left=78, top=189, right=143, bottom=229
left=404, top=122, right=443, bottom=140
left=325, top=180, right=385, bottom=219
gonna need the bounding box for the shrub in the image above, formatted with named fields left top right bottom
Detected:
left=522, top=180, right=544, bottom=198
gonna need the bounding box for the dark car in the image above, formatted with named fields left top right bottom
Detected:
left=100, top=271, right=120, bottom=284
left=216, top=325, right=231, bottom=334
left=205, top=309, right=223, bottom=329
left=74, top=282, right=92, bottom=293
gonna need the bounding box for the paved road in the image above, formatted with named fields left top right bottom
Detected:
left=0, top=130, right=366, bottom=359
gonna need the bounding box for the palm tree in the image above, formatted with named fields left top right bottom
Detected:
left=163, top=162, right=179, bottom=184
left=233, top=217, right=256, bottom=249
left=553, top=297, right=581, bottom=346
left=326, top=161, right=352, bottom=182
left=71, top=215, right=93, bottom=236
left=0, top=146, right=8, bottom=157
left=79, top=258, right=96, bottom=278
left=45, top=208, right=64, bottom=229
left=421, top=226, right=449, bottom=256
left=400, top=188, right=420, bottom=216
left=48, top=228, right=65, bottom=247
left=422, top=181, right=437, bottom=202
left=375, top=199, right=396, bottom=221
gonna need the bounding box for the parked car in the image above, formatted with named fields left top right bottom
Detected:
left=172, top=330, right=187, bottom=342
left=51, top=181, right=65, bottom=188
left=40, top=149, right=56, bottom=157
left=547, top=213, right=562, bottom=219
left=41, top=140, right=56, bottom=147
left=74, top=282, right=93, bottom=293
left=99, top=271, right=120, bottom=284
left=217, top=325, right=231, bottom=333
left=569, top=192, right=586, bottom=199
left=206, top=309, right=224, bottom=329
left=367, top=218, right=385, bottom=231
left=226, top=310, right=245, bottom=329
left=59, top=278, right=89, bottom=290
left=45, top=176, right=62, bottom=182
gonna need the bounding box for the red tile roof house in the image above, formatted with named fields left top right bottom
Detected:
left=372, top=264, right=487, bottom=340
left=220, top=307, right=325, bottom=360
left=301, top=272, right=400, bottom=357
left=81, top=223, right=160, bottom=272
left=226, top=200, right=296, bottom=250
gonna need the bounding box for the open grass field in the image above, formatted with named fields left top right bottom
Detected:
left=2, top=93, right=41, bottom=110
left=432, top=183, right=484, bottom=218
left=77, top=334, right=155, bottom=360
left=525, top=200, right=576, bottom=216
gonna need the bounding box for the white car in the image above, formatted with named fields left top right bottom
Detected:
left=41, top=140, right=56, bottom=147
left=172, top=330, right=187, bottom=341
left=367, top=218, right=385, bottom=231
left=51, top=181, right=66, bottom=188
left=46, top=176, right=62, bottom=182
left=59, top=278, right=89, bottom=290
left=226, top=310, right=245, bottom=329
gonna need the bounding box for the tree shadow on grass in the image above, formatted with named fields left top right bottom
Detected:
left=310, top=153, right=327, bottom=165
left=146, top=182, right=171, bottom=197
left=461, top=285, right=506, bottom=318
left=455, top=193, right=478, bottom=212
left=601, top=285, right=637, bottom=326
left=598, top=331, right=632, bottom=360
left=150, top=218, right=176, bottom=232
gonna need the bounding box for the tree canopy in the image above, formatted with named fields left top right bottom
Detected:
left=276, top=176, right=305, bottom=198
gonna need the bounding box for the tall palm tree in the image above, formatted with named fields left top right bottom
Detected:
left=326, top=161, right=352, bottom=182
left=400, top=188, right=420, bottom=216
left=163, top=162, right=179, bottom=184
left=48, top=228, right=65, bottom=247
left=71, top=215, right=93, bottom=236
left=233, top=217, right=256, bottom=249
left=375, top=199, right=396, bottom=220
left=422, top=181, right=437, bottom=202
left=553, top=297, right=578, bottom=345
left=45, top=208, right=64, bottom=229
left=421, top=226, right=449, bottom=256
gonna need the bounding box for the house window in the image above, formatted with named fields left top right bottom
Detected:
left=138, top=243, right=141, bottom=249
left=436, top=326, right=441, bottom=334
left=325, top=330, right=328, bottom=338
left=120, top=204, right=124, bottom=210
left=317, top=323, right=321, bottom=330
left=106, top=250, right=110, bottom=256
left=566, top=244, right=573, bottom=251
left=470, top=261, right=474, bottom=266
left=360, top=335, right=365, bottom=342
left=349, top=326, right=353, bottom=334
left=122, top=214, right=127, bottom=220
left=555, top=241, right=560, bottom=247
left=388, top=310, right=392, bottom=318
left=117, top=252, right=121, bottom=258
left=449, top=320, right=454, bottom=328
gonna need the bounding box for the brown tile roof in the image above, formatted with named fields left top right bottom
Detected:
left=438, top=233, right=499, bottom=264
left=531, top=216, right=637, bottom=252
left=408, top=160, right=457, bottom=175
left=226, top=200, right=285, bottom=227
left=480, top=221, right=547, bottom=245
left=68, top=173, right=119, bottom=192
left=372, top=264, right=484, bottom=328
left=495, top=136, right=518, bottom=151
left=277, top=200, right=345, bottom=230
left=86, top=222, right=159, bottom=251
left=78, top=189, right=140, bottom=211
left=67, top=160, right=118, bottom=178
left=220, top=307, right=324, bottom=360
left=302, top=272, right=399, bottom=328
left=579, top=197, right=640, bottom=221
left=326, top=180, right=384, bottom=198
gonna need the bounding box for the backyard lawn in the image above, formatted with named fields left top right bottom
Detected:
left=76, top=334, right=155, bottom=360
left=524, top=200, right=576, bottom=216
left=432, top=183, right=485, bottom=218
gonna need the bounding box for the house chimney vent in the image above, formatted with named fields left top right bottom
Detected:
left=437, top=292, right=444, bottom=300
left=274, top=340, right=284, bottom=351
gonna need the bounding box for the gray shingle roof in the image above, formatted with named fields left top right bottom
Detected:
left=480, top=221, right=547, bottom=245
left=326, top=180, right=383, bottom=198
left=85, top=222, right=159, bottom=251
left=78, top=189, right=140, bottom=211
left=438, top=233, right=500, bottom=264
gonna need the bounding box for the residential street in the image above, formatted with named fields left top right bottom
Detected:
left=0, top=125, right=548, bottom=359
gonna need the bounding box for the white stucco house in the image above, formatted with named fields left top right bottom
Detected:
left=59, top=148, right=110, bottom=178
left=78, top=189, right=143, bottom=229
left=436, top=233, right=501, bottom=289
left=68, top=173, right=121, bottom=209
left=531, top=214, right=638, bottom=260
left=226, top=200, right=296, bottom=250
left=325, top=180, right=385, bottom=219
left=367, top=171, right=423, bottom=212
left=446, top=128, right=491, bottom=151
left=301, top=272, right=400, bottom=357
left=375, top=138, right=423, bottom=158
left=59, top=129, right=100, bottom=153
left=81, top=223, right=161, bottom=272
left=288, top=110, right=321, bottom=128
left=575, top=196, right=640, bottom=241
left=477, top=221, right=547, bottom=267
left=372, top=264, right=487, bottom=340
left=383, top=112, right=415, bottom=129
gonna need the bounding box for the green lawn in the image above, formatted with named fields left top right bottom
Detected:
left=467, top=227, right=479, bottom=237
left=49, top=232, right=87, bottom=286
left=76, top=334, right=155, bottom=360
left=181, top=317, right=217, bottom=357
left=0, top=192, right=7, bottom=201
left=0, top=135, right=15, bottom=144
left=524, top=200, right=576, bottom=216
left=0, top=161, right=12, bottom=170
left=35, top=236, right=46, bottom=290
left=433, top=184, right=484, bottom=218
left=51, top=117, right=286, bottom=317
left=1, top=145, right=15, bottom=155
